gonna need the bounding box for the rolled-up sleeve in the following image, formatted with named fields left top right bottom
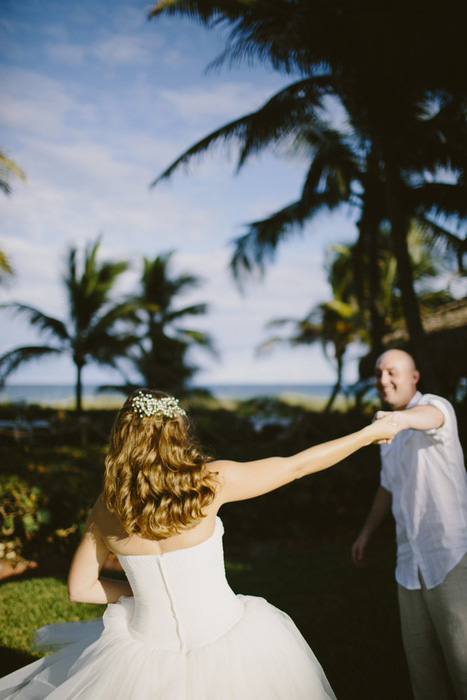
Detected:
left=420, top=394, right=453, bottom=442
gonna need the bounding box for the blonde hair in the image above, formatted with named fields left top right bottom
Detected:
left=103, top=389, right=217, bottom=539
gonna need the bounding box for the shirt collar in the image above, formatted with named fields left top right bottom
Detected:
left=406, top=390, right=422, bottom=409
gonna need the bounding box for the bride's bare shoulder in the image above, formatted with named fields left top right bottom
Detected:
left=88, top=494, right=126, bottom=538
left=208, top=459, right=235, bottom=473
left=88, top=493, right=109, bottom=520
left=207, top=459, right=235, bottom=483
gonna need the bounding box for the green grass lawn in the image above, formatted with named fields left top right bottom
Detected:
left=0, top=538, right=411, bottom=700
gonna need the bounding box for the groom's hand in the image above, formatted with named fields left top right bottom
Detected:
left=372, top=410, right=402, bottom=444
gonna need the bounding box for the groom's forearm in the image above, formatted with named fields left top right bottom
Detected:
left=395, top=405, right=444, bottom=431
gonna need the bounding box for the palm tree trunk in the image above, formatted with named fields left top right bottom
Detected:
left=383, top=168, right=439, bottom=391
left=75, top=362, right=83, bottom=414
left=324, top=381, right=341, bottom=413
left=360, top=150, right=386, bottom=356
left=368, top=223, right=385, bottom=355
left=357, top=218, right=385, bottom=356
left=324, top=352, right=343, bottom=413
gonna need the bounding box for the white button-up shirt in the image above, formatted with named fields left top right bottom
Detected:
left=380, top=391, right=467, bottom=590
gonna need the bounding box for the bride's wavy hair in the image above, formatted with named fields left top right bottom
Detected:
left=103, top=389, right=218, bottom=539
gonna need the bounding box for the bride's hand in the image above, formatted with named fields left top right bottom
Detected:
left=366, top=412, right=401, bottom=445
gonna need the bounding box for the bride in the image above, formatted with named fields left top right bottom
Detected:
left=0, top=389, right=400, bottom=699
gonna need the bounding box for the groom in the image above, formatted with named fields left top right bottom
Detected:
left=352, top=349, right=467, bottom=700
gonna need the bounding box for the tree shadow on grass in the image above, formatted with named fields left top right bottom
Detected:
left=0, top=647, right=36, bottom=676
left=226, top=537, right=413, bottom=700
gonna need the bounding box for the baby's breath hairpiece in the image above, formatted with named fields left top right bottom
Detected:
left=131, top=392, right=186, bottom=419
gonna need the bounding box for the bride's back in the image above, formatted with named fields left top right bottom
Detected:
left=112, top=517, right=244, bottom=652
left=93, top=494, right=220, bottom=557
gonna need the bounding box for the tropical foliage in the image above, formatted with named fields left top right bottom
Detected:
left=261, top=223, right=457, bottom=410
left=1, top=150, right=25, bottom=287
left=149, top=0, right=467, bottom=388
left=124, top=252, right=214, bottom=392
left=0, top=251, right=14, bottom=288
left=0, top=239, right=134, bottom=413
left=0, top=150, right=25, bottom=196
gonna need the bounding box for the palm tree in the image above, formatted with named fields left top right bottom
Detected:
left=149, top=0, right=467, bottom=388
left=126, top=252, right=215, bottom=392
left=262, top=300, right=363, bottom=413
left=262, top=221, right=457, bottom=409
left=333, top=221, right=459, bottom=347
left=260, top=234, right=368, bottom=412
left=0, top=239, right=135, bottom=413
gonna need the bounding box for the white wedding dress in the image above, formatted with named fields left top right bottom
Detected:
left=0, top=518, right=336, bottom=699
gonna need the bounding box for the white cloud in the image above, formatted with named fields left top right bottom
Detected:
left=1, top=236, right=68, bottom=314
left=42, top=22, right=70, bottom=42
left=0, top=67, right=100, bottom=138
left=44, top=31, right=163, bottom=67
left=93, top=33, right=160, bottom=65
left=45, top=42, right=88, bottom=66
left=159, top=81, right=277, bottom=124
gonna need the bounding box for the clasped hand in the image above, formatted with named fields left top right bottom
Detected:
left=371, top=410, right=402, bottom=444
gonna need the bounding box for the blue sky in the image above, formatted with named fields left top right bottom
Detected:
left=0, top=0, right=363, bottom=387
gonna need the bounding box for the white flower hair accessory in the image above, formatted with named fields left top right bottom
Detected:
left=131, top=392, right=186, bottom=419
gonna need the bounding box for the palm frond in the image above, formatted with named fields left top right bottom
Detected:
left=231, top=189, right=343, bottom=277
left=164, top=304, right=209, bottom=322
left=258, top=320, right=324, bottom=356
left=151, top=113, right=255, bottom=186
left=152, top=76, right=334, bottom=186
left=411, top=182, right=467, bottom=220
left=175, top=329, right=217, bottom=354
left=129, top=300, right=162, bottom=317
left=89, top=333, right=137, bottom=366
left=299, top=130, right=360, bottom=201
left=256, top=336, right=288, bottom=354
left=89, top=302, right=139, bottom=333
left=415, top=215, right=466, bottom=272
left=202, top=1, right=338, bottom=75
left=402, top=96, right=467, bottom=174
left=0, top=346, right=62, bottom=385
left=64, top=238, right=130, bottom=332
left=136, top=254, right=202, bottom=315
left=174, top=272, right=203, bottom=289
left=148, top=0, right=243, bottom=23
left=236, top=77, right=333, bottom=168
left=5, top=303, right=69, bottom=341
left=324, top=299, right=358, bottom=318
left=149, top=0, right=314, bottom=74
left=84, top=238, right=101, bottom=278
left=0, top=152, right=26, bottom=195
left=265, top=317, right=296, bottom=329
left=0, top=251, right=14, bottom=280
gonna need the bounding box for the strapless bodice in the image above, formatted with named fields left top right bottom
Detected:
left=116, top=518, right=244, bottom=651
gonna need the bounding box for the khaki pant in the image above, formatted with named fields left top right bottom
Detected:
left=397, top=553, right=467, bottom=700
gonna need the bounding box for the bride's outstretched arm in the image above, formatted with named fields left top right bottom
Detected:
left=213, top=413, right=401, bottom=504
left=68, top=505, right=133, bottom=604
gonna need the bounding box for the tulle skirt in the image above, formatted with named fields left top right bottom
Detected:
left=0, top=595, right=336, bottom=700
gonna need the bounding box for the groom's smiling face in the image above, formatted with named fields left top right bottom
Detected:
left=375, top=350, right=419, bottom=410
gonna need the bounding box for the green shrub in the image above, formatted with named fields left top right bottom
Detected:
left=0, top=476, right=51, bottom=561
left=0, top=443, right=105, bottom=564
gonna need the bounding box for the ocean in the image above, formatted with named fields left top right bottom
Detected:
left=0, top=383, right=337, bottom=406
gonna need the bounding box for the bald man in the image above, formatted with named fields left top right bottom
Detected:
left=352, top=349, right=467, bottom=700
